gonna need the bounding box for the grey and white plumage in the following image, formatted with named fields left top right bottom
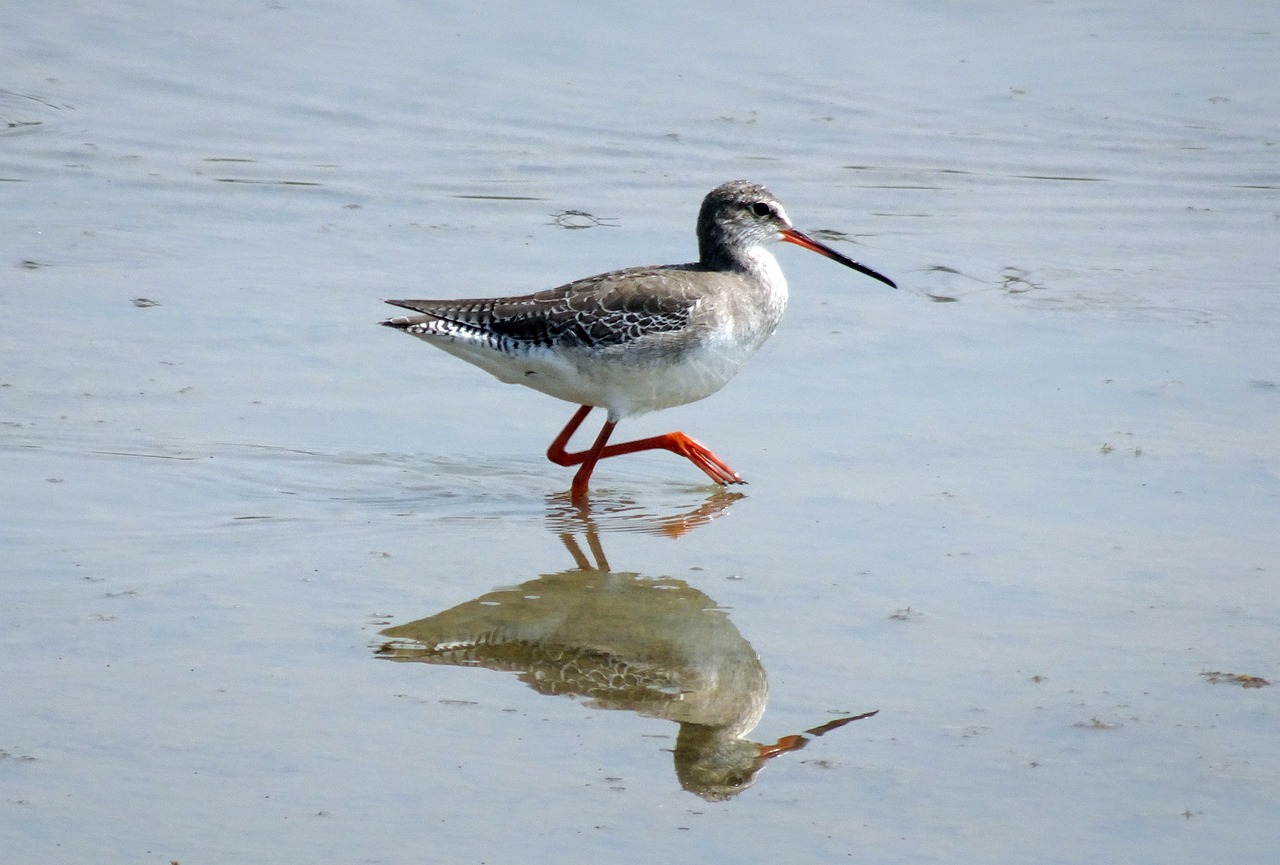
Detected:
left=381, top=180, right=896, bottom=498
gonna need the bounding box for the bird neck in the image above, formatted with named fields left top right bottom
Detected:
left=697, top=211, right=751, bottom=271
left=739, top=246, right=788, bottom=300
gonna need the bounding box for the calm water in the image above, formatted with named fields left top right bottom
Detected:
left=3, top=2, right=1277, bottom=863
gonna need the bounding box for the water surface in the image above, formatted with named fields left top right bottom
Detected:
left=2, top=2, right=1277, bottom=863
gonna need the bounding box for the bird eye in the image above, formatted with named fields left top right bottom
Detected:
left=750, top=202, right=772, bottom=217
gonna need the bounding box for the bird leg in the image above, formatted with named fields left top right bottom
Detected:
left=545, top=405, right=597, bottom=466
left=591, top=431, right=744, bottom=485
left=546, top=406, right=745, bottom=501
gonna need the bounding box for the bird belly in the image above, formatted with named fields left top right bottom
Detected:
left=424, top=332, right=756, bottom=421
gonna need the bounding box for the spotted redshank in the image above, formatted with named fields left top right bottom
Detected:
left=377, top=531, right=880, bottom=799
left=382, top=179, right=896, bottom=501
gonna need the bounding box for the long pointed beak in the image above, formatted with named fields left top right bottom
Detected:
left=756, top=710, right=880, bottom=761
left=757, top=734, right=808, bottom=760
left=781, top=228, right=897, bottom=289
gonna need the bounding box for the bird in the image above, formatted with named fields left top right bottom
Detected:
left=381, top=179, right=897, bottom=502
left=376, top=531, right=879, bottom=800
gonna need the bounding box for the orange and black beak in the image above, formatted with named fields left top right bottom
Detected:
left=782, top=227, right=897, bottom=289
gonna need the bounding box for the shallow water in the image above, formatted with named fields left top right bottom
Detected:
left=3, top=2, right=1278, bottom=863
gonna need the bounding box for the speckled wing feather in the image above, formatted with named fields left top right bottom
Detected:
left=383, top=264, right=702, bottom=351
left=378, top=637, right=682, bottom=706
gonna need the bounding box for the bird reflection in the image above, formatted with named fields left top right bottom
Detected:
left=375, top=517, right=875, bottom=800
left=542, top=486, right=744, bottom=539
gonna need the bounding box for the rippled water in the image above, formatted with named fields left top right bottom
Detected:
left=3, top=2, right=1277, bottom=863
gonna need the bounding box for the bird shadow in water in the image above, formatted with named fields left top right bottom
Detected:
left=541, top=485, right=746, bottom=541
left=375, top=515, right=876, bottom=801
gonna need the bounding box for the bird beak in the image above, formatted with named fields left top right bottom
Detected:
left=757, top=710, right=881, bottom=760
left=781, top=228, right=898, bottom=289
left=757, top=735, right=808, bottom=760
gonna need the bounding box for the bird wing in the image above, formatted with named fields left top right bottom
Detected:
left=384, top=265, right=705, bottom=350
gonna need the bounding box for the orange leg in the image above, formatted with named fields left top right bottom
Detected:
left=546, top=405, right=745, bottom=501
left=545, top=405, right=597, bottom=467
